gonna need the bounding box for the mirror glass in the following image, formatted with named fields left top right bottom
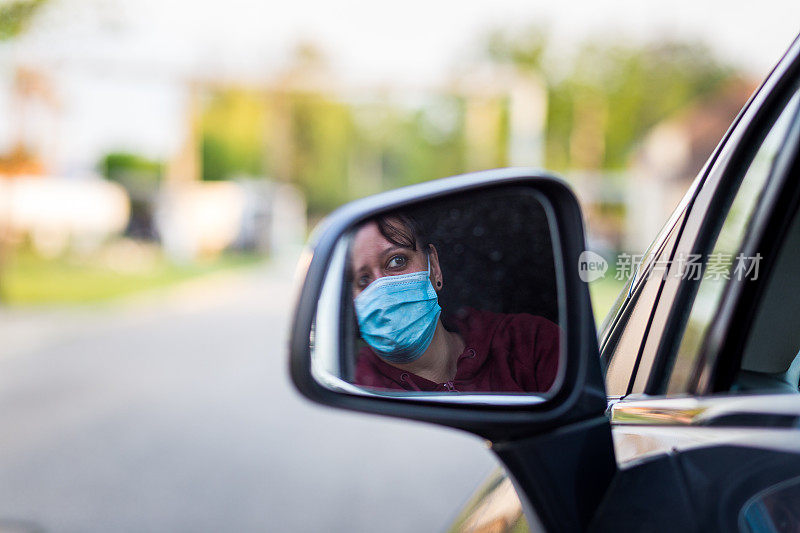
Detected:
left=310, top=186, right=564, bottom=403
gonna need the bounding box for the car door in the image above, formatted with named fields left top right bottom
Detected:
left=595, top=35, right=800, bottom=533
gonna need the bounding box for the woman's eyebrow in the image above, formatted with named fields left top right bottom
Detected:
left=380, top=245, right=406, bottom=257
left=378, top=245, right=411, bottom=263
left=353, top=245, right=409, bottom=274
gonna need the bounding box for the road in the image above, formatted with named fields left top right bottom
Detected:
left=0, top=257, right=499, bottom=533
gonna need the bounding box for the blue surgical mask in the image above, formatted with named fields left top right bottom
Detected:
left=355, top=256, right=441, bottom=364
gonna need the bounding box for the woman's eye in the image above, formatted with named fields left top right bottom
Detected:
left=387, top=255, right=407, bottom=269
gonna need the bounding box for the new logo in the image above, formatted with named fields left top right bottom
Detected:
left=578, top=251, right=608, bottom=283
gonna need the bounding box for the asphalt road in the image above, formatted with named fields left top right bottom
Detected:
left=0, top=258, right=498, bottom=533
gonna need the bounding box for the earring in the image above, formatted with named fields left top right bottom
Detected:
left=436, top=280, right=442, bottom=288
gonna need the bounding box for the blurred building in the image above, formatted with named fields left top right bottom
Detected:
left=0, top=64, right=307, bottom=262
left=0, top=68, right=131, bottom=258
left=0, top=174, right=130, bottom=257
left=154, top=179, right=305, bottom=262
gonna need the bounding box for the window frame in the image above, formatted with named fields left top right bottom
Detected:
left=599, top=209, right=686, bottom=397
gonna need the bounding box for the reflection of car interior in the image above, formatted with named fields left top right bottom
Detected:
left=412, top=191, right=558, bottom=325
left=338, top=189, right=559, bottom=383
left=735, top=203, right=800, bottom=393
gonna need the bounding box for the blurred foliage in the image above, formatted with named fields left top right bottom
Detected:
left=283, top=93, right=355, bottom=210
left=589, top=275, right=627, bottom=324
left=1, top=246, right=261, bottom=305
left=485, top=25, right=549, bottom=72
left=0, top=0, right=46, bottom=40
left=200, top=89, right=476, bottom=214
left=557, top=40, right=733, bottom=170
left=201, top=89, right=267, bottom=181
left=98, top=152, right=163, bottom=239
left=349, top=96, right=470, bottom=189
left=194, top=30, right=735, bottom=215
left=196, top=37, right=481, bottom=214
left=489, top=28, right=734, bottom=171
left=100, top=151, right=162, bottom=183
left=278, top=93, right=471, bottom=213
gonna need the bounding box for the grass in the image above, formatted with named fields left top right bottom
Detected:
left=589, top=275, right=627, bottom=325
left=0, top=246, right=264, bottom=306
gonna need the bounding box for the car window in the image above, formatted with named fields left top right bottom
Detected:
left=666, top=89, right=800, bottom=395
left=735, top=208, right=800, bottom=393
left=602, top=216, right=683, bottom=397
left=598, top=175, right=699, bottom=346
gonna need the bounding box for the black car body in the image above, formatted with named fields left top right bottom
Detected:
left=290, top=33, right=800, bottom=533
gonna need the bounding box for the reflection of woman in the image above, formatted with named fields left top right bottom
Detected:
left=350, top=213, right=560, bottom=393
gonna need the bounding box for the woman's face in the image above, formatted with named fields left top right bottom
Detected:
left=351, top=221, right=429, bottom=297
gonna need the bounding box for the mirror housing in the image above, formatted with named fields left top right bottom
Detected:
left=289, top=168, right=606, bottom=442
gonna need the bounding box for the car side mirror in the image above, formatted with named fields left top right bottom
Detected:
left=288, top=168, right=607, bottom=442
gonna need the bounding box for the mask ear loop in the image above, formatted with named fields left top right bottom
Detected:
left=427, top=252, right=442, bottom=289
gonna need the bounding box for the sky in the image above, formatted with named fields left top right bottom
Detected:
left=0, top=0, right=798, bottom=172
left=14, top=0, right=798, bottom=81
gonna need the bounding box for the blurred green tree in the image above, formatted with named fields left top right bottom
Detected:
left=200, top=89, right=267, bottom=181
left=100, top=152, right=162, bottom=183
left=263, top=92, right=470, bottom=215
left=98, top=152, right=163, bottom=239
left=281, top=93, right=355, bottom=213
left=0, top=0, right=46, bottom=40
left=561, top=40, right=734, bottom=170
left=484, top=28, right=735, bottom=171
left=349, top=96, right=468, bottom=195
left=484, top=24, right=549, bottom=72
left=401, top=99, right=469, bottom=185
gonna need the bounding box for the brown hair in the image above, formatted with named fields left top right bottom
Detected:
left=373, top=212, right=429, bottom=253
left=347, top=212, right=431, bottom=286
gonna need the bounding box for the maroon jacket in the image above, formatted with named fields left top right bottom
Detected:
left=354, top=308, right=560, bottom=393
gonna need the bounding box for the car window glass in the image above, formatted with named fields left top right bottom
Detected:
left=735, top=209, right=800, bottom=393
left=598, top=175, right=699, bottom=345
left=666, top=90, right=800, bottom=395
